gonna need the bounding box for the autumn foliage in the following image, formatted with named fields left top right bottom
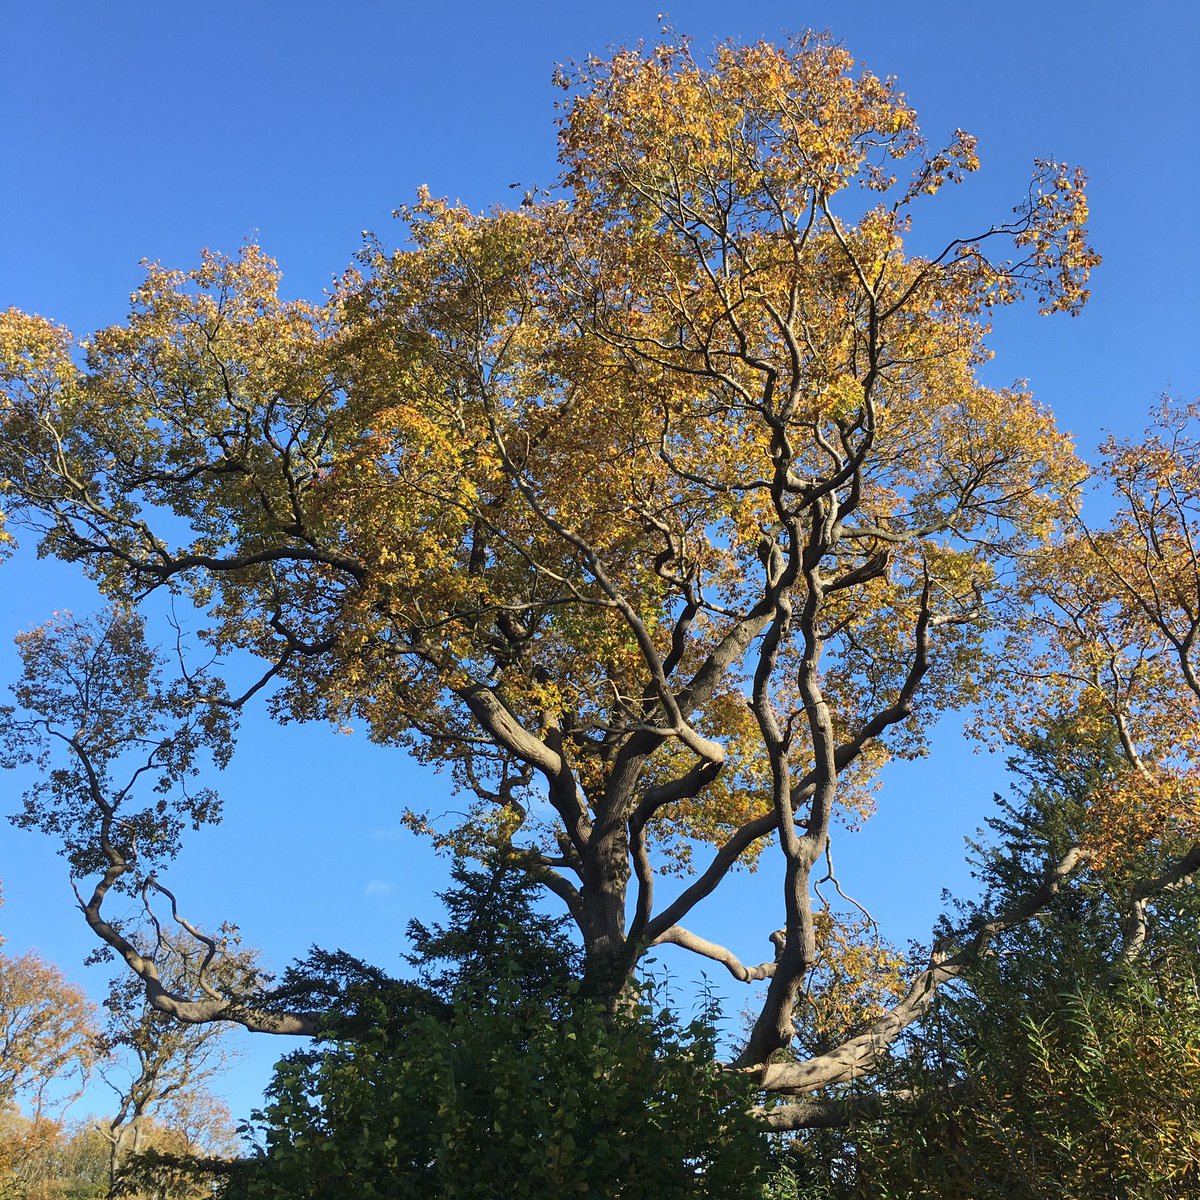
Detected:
left=3, top=31, right=1192, bottom=1152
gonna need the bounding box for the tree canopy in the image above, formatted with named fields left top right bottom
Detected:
left=1, top=30, right=1195, bottom=1150
left=0, top=892, right=97, bottom=1139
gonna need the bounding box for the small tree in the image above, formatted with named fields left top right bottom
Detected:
left=97, top=931, right=238, bottom=1194
left=0, top=889, right=99, bottom=1196
left=0, top=947, right=97, bottom=1123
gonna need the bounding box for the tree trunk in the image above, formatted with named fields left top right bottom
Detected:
left=578, top=803, right=634, bottom=1002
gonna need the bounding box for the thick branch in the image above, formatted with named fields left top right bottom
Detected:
left=643, top=598, right=931, bottom=946
left=651, top=925, right=778, bottom=982
left=754, top=1085, right=955, bottom=1131
left=757, top=846, right=1088, bottom=1093
left=1107, top=840, right=1200, bottom=977
left=76, top=865, right=323, bottom=1036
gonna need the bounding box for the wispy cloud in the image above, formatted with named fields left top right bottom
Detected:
left=370, top=825, right=406, bottom=842
left=364, top=879, right=393, bottom=898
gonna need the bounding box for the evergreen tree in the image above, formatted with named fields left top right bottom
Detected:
left=233, top=856, right=770, bottom=1199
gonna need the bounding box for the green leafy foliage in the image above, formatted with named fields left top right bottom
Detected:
left=240, top=987, right=767, bottom=1200
left=231, top=857, right=770, bottom=1198
left=404, top=855, right=584, bottom=1010
left=790, top=726, right=1200, bottom=1198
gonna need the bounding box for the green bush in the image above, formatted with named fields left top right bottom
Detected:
left=239, top=984, right=767, bottom=1199
left=231, top=857, right=771, bottom=1198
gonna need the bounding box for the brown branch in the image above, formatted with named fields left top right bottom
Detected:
left=75, top=864, right=322, bottom=1036
left=1107, top=840, right=1200, bottom=977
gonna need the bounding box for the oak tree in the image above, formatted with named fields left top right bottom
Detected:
left=7, top=33, right=1191, bottom=1141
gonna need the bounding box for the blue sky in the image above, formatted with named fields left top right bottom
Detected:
left=2, top=1, right=1198, bottom=1120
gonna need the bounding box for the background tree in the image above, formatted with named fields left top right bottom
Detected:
left=778, top=723, right=1200, bottom=1197
left=0, top=1113, right=110, bottom=1200
left=0, top=889, right=99, bottom=1196
left=0, top=30, right=1127, bottom=1130
left=96, top=932, right=238, bottom=1194
left=0, top=947, right=97, bottom=1125
left=999, top=400, right=1200, bottom=872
